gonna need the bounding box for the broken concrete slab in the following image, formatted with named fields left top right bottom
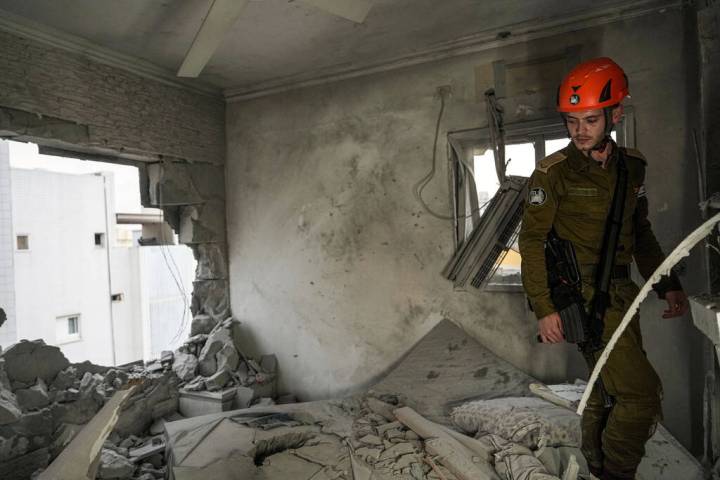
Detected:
left=115, top=373, right=179, bottom=437
left=51, top=392, right=103, bottom=425
left=38, top=386, right=138, bottom=480
left=51, top=367, right=78, bottom=391
left=0, top=394, right=22, bottom=425
left=0, top=446, right=49, bottom=480
left=161, top=351, right=174, bottom=365
left=72, top=360, right=110, bottom=378
left=197, top=325, right=232, bottom=377
left=183, top=376, right=205, bottom=392
left=98, top=448, right=135, bottom=479
left=1, top=340, right=70, bottom=384
left=205, top=369, right=231, bottom=392
left=15, top=378, right=50, bottom=412
left=172, top=352, right=198, bottom=382
left=189, top=314, right=217, bottom=336
left=14, top=408, right=53, bottom=438
left=215, top=344, right=239, bottom=373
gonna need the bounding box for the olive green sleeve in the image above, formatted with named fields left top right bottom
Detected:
left=519, top=170, right=559, bottom=319
left=632, top=172, right=683, bottom=297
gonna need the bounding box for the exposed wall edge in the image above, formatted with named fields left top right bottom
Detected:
left=224, top=0, right=684, bottom=102
left=0, top=8, right=222, bottom=99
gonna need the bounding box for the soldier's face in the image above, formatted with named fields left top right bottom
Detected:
left=565, top=109, right=605, bottom=153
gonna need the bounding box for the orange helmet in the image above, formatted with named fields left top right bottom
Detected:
left=557, top=57, right=629, bottom=112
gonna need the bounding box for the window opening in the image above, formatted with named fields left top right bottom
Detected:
left=56, top=314, right=81, bottom=344
left=94, top=232, right=105, bottom=247
left=16, top=234, right=29, bottom=251
left=446, top=112, right=631, bottom=292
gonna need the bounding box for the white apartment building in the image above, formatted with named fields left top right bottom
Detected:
left=0, top=140, right=195, bottom=365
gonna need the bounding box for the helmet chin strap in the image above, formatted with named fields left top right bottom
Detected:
left=589, top=107, right=615, bottom=152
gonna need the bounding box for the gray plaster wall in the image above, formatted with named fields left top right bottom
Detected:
left=226, top=8, right=704, bottom=450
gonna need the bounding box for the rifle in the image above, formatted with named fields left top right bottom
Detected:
left=544, top=229, right=614, bottom=409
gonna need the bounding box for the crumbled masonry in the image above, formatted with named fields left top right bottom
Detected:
left=0, top=319, right=703, bottom=479
left=0, top=315, right=283, bottom=480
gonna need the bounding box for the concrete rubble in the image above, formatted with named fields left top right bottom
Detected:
left=164, top=317, right=280, bottom=409
left=157, top=320, right=703, bottom=480
left=0, top=340, right=135, bottom=479
left=0, top=320, right=704, bottom=480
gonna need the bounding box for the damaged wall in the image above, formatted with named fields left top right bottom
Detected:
left=226, top=7, right=705, bottom=450
left=0, top=29, right=231, bottom=334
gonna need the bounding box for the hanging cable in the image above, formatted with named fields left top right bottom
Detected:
left=154, top=163, right=191, bottom=346
left=413, top=92, right=492, bottom=221
left=485, top=89, right=506, bottom=184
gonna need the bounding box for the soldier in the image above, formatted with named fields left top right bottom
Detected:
left=518, top=57, right=688, bottom=479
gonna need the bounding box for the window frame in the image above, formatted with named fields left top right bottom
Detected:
left=15, top=234, right=30, bottom=252
left=447, top=108, right=635, bottom=293
left=94, top=232, right=106, bottom=248
left=56, top=313, right=82, bottom=344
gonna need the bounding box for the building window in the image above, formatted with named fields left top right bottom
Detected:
left=447, top=111, right=632, bottom=291
left=111, top=293, right=124, bottom=302
left=16, top=234, right=29, bottom=251
left=94, top=233, right=105, bottom=247
left=56, top=314, right=81, bottom=344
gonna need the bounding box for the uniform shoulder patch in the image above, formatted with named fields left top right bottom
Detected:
left=536, top=151, right=567, bottom=174
left=623, top=147, right=647, bottom=165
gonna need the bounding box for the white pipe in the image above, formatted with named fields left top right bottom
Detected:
left=578, top=212, right=720, bottom=415
left=101, top=175, right=117, bottom=366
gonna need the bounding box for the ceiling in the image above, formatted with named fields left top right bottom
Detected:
left=0, top=0, right=664, bottom=97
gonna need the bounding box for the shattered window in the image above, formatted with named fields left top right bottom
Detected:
left=476, top=132, right=619, bottom=288
left=473, top=142, right=542, bottom=287
left=447, top=111, right=631, bottom=292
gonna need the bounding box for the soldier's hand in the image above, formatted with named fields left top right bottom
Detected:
left=538, top=313, right=564, bottom=343
left=663, top=290, right=688, bottom=318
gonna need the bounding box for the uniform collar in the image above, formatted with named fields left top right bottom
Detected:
left=564, top=139, right=619, bottom=172
left=564, top=141, right=592, bottom=172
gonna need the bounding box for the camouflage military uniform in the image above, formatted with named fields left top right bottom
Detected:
left=518, top=140, right=681, bottom=478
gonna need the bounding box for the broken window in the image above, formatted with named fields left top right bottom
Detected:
left=446, top=110, right=633, bottom=291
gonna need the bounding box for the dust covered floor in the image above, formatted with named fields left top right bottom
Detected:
left=163, top=320, right=703, bottom=480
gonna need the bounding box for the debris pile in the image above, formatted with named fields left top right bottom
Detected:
left=0, top=340, right=127, bottom=479
left=348, top=395, right=443, bottom=479
left=93, top=371, right=181, bottom=480
left=99, top=432, right=168, bottom=480
left=161, top=316, right=280, bottom=409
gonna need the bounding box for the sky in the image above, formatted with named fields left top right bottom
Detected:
left=8, top=140, right=142, bottom=214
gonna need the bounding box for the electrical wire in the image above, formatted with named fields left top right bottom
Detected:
left=413, top=93, right=451, bottom=220
left=413, top=93, right=492, bottom=221
left=154, top=166, right=191, bottom=345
